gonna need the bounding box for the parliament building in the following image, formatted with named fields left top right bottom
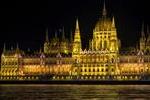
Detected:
left=0, top=2, right=150, bottom=80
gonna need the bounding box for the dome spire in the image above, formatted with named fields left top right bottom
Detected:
left=102, top=0, right=107, bottom=17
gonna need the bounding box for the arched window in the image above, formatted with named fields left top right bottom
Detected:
left=100, top=41, right=102, bottom=49
left=93, top=69, right=95, bottom=72
left=89, top=69, right=91, bottom=72
left=104, top=40, right=107, bottom=49
left=97, top=69, right=99, bottom=72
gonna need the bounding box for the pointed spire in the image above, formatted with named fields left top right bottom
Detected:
left=39, top=47, right=42, bottom=54
left=75, top=18, right=80, bottom=34
left=16, top=43, right=19, bottom=50
left=102, top=0, right=107, bottom=17
left=45, top=28, right=49, bottom=42
left=74, top=18, right=81, bottom=42
left=3, top=43, right=6, bottom=52
left=16, top=43, right=20, bottom=53
left=147, top=24, right=149, bottom=34
left=70, top=30, right=73, bottom=42
left=141, top=22, right=145, bottom=38
left=147, top=25, right=150, bottom=42
left=76, top=18, right=79, bottom=30
left=27, top=48, right=30, bottom=52
left=73, top=18, right=81, bottom=53
left=11, top=46, right=13, bottom=50
left=55, top=31, right=57, bottom=38
left=62, top=27, right=65, bottom=40
left=112, top=16, right=115, bottom=28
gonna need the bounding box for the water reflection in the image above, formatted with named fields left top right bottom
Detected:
left=0, top=85, right=150, bottom=100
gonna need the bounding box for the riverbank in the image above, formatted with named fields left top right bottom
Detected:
left=0, top=80, right=150, bottom=85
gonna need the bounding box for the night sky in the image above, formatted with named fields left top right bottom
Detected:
left=0, top=0, right=149, bottom=53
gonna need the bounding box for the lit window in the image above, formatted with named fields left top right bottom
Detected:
left=93, top=69, right=95, bottom=72
left=106, top=68, right=108, bottom=72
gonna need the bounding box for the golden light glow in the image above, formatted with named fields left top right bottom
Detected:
left=0, top=1, right=150, bottom=81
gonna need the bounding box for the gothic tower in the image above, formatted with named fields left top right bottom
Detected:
left=72, top=19, right=82, bottom=58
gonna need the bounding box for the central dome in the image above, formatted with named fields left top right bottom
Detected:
left=94, top=17, right=112, bottom=32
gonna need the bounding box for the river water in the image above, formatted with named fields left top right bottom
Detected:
left=0, top=84, right=150, bottom=100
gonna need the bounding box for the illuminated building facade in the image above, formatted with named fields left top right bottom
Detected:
left=0, top=2, right=150, bottom=80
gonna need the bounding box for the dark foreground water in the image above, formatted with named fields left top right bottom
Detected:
left=1, top=85, right=150, bottom=100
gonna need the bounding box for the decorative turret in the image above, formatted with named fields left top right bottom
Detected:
left=141, top=22, right=146, bottom=39
left=44, top=28, right=50, bottom=54
left=70, top=30, right=73, bottom=42
left=16, top=43, right=20, bottom=53
left=111, top=16, right=117, bottom=36
left=62, top=27, right=65, bottom=40
left=53, top=31, right=59, bottom=43
left=146, top=25, right=150, bottom=43
left=146, top=25, right=150, bottom=52
left=3, top=43, right=6, bottom=53
left=60, top=27, right=69, bottom=54
left=45, top=28, right=49, bottom=42
left=55, top=31, right=57, bottom=38
left=112, top=16, right=116, bottom=28
left=68, top=30, right=73, bottom=53
left=72, top=18, right=82, bottom=57
left=140, top=22, right=146, bottom=51
left=15, top=43, right=22, bottom=59
left=75, top=18, right=80, bottom=34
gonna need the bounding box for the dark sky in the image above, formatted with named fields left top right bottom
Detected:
left=0, top=0, right=149, bottom=52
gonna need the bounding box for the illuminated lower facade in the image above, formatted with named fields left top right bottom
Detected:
left=0, top=1, right=150, bottom=81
